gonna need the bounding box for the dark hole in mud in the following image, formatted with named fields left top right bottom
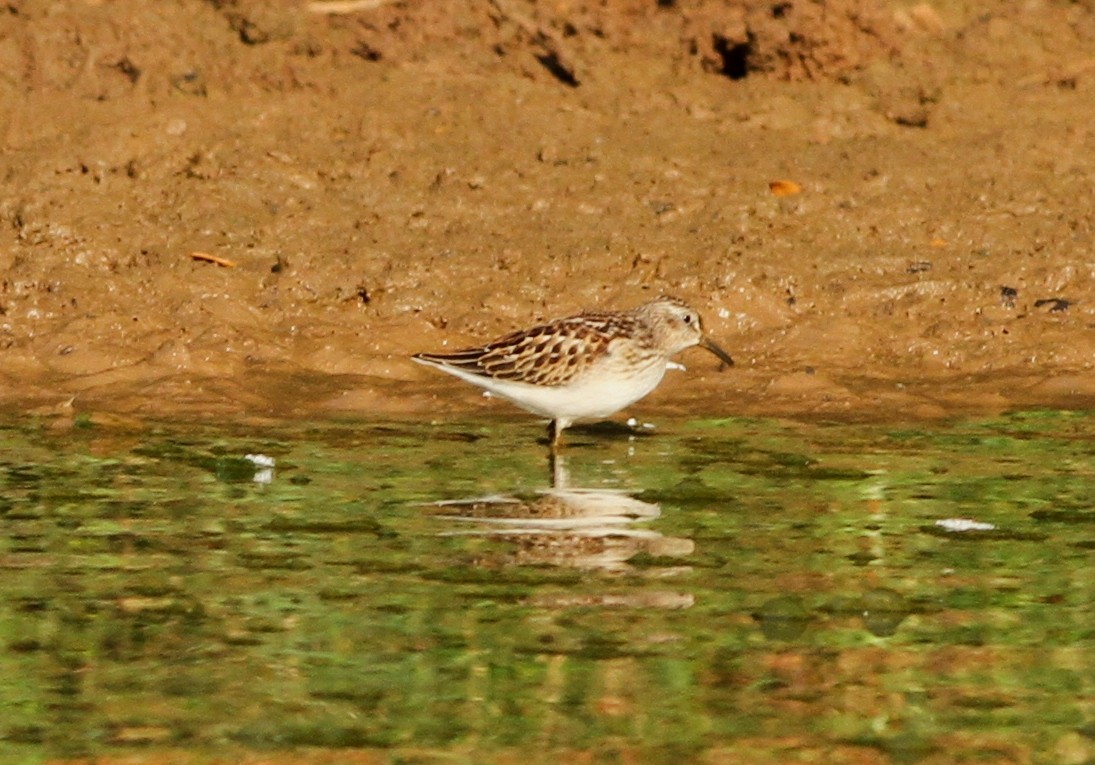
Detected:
left=536, top=52, right=580, bottom=87
left=712, top=34, right=751, bottom=80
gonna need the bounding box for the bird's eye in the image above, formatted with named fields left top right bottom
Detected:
left=683, top=314, right=693, bottom=325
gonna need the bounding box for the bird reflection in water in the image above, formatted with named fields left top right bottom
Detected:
left=429, top=454, right=694, bottom=601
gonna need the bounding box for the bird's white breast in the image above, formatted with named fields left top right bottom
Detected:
left=475, top=353, right=669, bottom=421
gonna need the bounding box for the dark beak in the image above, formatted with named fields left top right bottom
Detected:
left=698, top=336, right=734, bottom=369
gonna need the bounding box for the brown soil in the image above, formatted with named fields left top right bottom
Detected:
left=2, top=0, right=1094, bottom=426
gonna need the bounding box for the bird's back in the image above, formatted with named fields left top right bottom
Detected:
left=413, top=311, right=649, bottom=388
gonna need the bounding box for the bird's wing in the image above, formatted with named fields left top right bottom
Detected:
left=415, top=314, right=634, bottom=387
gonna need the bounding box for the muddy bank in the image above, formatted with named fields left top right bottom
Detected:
left=1, top=0, right=1094, bottom=426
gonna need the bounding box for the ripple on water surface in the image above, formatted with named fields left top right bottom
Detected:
left=0, top=410, right=1091, bottom=763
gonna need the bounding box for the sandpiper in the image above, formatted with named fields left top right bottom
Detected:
left=413, top=295, right=734, bottom=447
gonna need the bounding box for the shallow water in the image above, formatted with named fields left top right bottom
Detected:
left=0, top=411, right=1092, bottom=764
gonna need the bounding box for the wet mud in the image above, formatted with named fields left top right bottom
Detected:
left=2, top=0, right=1094, bottom=424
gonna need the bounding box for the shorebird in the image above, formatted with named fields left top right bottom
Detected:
left=413, top=295, right=734, bottom=447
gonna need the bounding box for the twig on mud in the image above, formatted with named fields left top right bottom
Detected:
left=305, top=0, right=399, bottom=14
left=190, top=251, right=237, bottom=268
left=488, top=0, right=583, bottom=87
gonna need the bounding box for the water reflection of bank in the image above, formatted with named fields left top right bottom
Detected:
left=0, top=416, right=1090, bottom=762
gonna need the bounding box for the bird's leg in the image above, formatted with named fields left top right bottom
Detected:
left=546, top=419, right=564, bottom=481
left=547, top=419, right=564, bottom=448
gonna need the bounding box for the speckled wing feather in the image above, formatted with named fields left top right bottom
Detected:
left=415, top=312, right=643, bottom=387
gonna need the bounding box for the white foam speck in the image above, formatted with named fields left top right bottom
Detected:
left=245, top=454, right=275, bottom=484
left=935, top=518, right=995, bottom=532
left=245, top=454, right=275, bottom=468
